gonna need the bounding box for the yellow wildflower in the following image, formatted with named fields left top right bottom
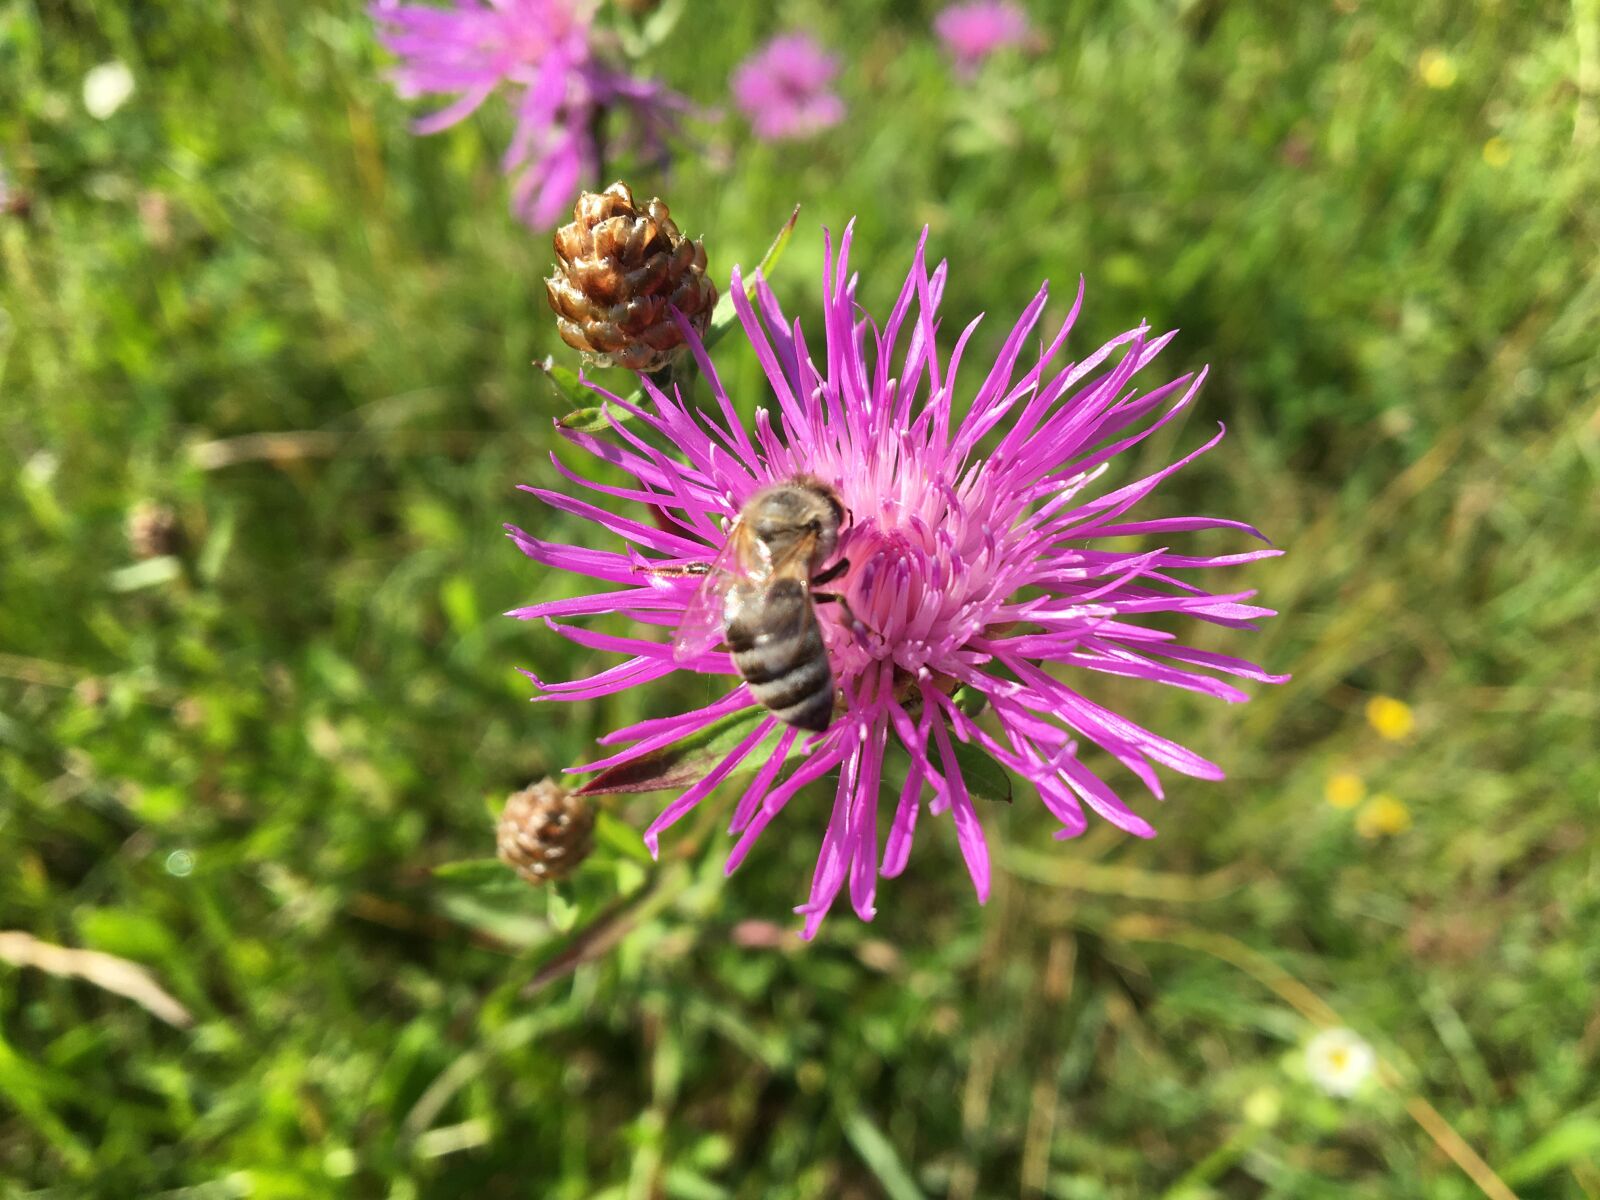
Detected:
left=1356, top=794, right=1412, bottom=838
left=1365, top=695, right=1415, bottom=741
left=1325, top=771, right=1366, bottom=809
left=1482, top=138, right=1511, bottom=168
left=1418, top=48, right=1458, bottom=89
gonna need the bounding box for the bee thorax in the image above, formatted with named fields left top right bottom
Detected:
left=741, top=478, right=843, bottom=577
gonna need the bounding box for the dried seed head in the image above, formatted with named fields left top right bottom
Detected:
left=545, top=181, right=718, bottom=374
left=496, top=780, right=596, bottom=884
left=126, top=500, right=183, bottom=560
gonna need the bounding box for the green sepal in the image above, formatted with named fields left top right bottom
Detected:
left=544, top=357, right=638, bottom=435
left=537, top=356, right=588, bottom=407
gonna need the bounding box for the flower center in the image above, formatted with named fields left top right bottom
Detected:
left=822, top=504, right=999, bottom=682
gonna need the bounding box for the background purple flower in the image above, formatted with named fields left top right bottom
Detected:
left=508, top=226, right=1285, bottom=936
left=934, top=1, right=1033, bottom=77
left=730, top=33, right=845, bottom=141
left=371, top=0, right=685, bottom=228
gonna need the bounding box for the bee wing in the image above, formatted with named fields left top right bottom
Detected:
left=764, top=527, right=824, bottom=583
left=670, top=528, right=753, bottom=664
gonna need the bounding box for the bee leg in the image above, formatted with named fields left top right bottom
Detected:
left=813, top=590, right=870, bottom=647
left=646, top=562, right=712, bottom=580
left=810, top=558, right=849, bottom=587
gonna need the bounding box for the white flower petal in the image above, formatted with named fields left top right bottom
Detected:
left=1306, top=1027, right=1376, bottom=1097
left=83, top=62, right=136, bottom=120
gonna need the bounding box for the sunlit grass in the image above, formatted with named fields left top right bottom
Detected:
left=2, top=1, right=1598, bottom=1197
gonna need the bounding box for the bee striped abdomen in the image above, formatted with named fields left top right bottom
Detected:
left=725, top=579, right=835, bottom=732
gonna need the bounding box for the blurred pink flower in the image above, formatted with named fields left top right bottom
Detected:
left=372, top=0, right=685, bottom=228
left=934, top=1, right=1033, bottom=77
left=508, top=225, right=1285, bottom=936
left=731, top=33, right=845, bottom=141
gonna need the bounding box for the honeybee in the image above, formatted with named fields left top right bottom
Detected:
left=669, top=476, right=852, bottom=731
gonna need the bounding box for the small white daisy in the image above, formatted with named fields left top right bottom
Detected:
left=1306, top=1027, right=1376, bottom=1097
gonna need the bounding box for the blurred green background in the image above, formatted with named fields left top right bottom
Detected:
left=3, top=0, right=1598, bottom=1196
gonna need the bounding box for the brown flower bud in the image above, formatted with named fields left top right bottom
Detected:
left=496, top=780, right=596, bottom=884
left=126, top=500, right=183, bottom=560
left=545, top=181, right=718, bottom=374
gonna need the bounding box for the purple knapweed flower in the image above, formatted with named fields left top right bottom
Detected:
left=371, top=0, right=686, bottom=228
left=730, top=33, right=845, bottom=141
left=934, top=1, right=1033, bottom=77
left=508, top=227, right=1286, bottom=937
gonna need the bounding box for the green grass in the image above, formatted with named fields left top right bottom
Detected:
left=3, top=1, right=1599, bottom=1196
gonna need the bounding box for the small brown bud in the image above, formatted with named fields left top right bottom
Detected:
left=74, top=677, right=108, bottom=709
left=126, top=500, right=183, bottom=560
left=138, top=190, right=173, bottom=247
left=1278, top=133, right=1313, bottom=169
left=545, top=181, right=718, bottom=374
left=496, top=780, right=596, bottom=884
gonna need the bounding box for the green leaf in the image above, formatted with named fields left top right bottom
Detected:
left=952, top=684, right=990, bottom=718
left=439, top=574, right=478, bottom=637
left=546, top=887, right=578, bottom=933
left=1503, top=1114, right=1600, bottom=1185
left=75, top=908, right=180, bottom=964
left=702, top=205, right=801, bottom=353
left=107, top=556, right=183, bottom=592
left=575, top=707, right=773, bottom=797
left=839, top=1103, right=925, bottom=1200
left=662, top=1165, right=731, bottom=1200
left=0, top=1030, right=93, bottom=1174
left=197, top=503, right=237, bottom=584
left=431, top=858, right=529, bottom=899
left=615, top=0, right=687, bottom=56
left=431, top=858, right=507, bottom=883
left=637, top=0, right=687, bottom=49
left=594, top=810, right=654, bottom=863
left=950, top=738, right=1013, bottom=805
left=614, top=858, right=647, bottom=894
